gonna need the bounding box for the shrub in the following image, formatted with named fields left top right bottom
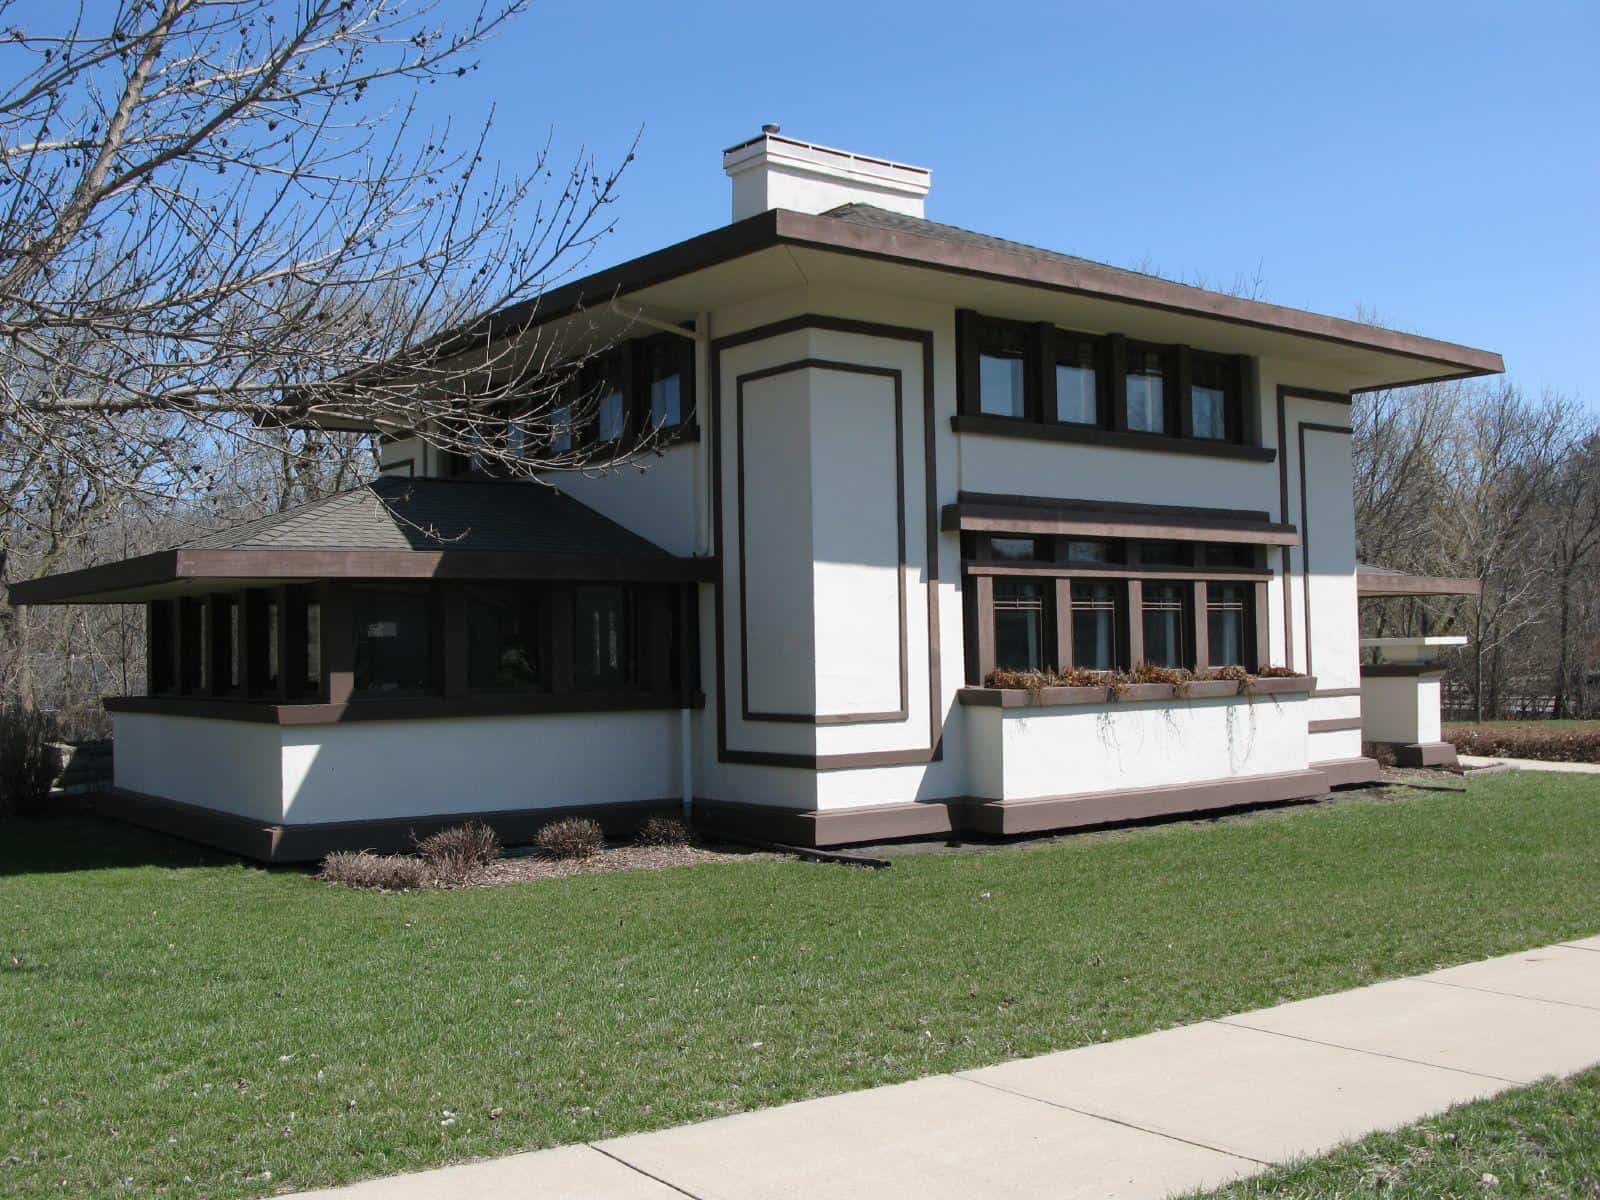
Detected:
left=0, top=705, right=61, bottom=819
left=1443, top=722, right=1600, bottom=765
left=319, top=850, right=431, bottom=891
left=415, top=820, right=501, bottom=884
left=1363, top=741, right=1399, bottom=768
left=535, top=816, right=605, bottom=859
left=636, top=815, right=690, bottom=847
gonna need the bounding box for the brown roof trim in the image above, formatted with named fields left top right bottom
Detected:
left=340, top=205, right=1501, bottom=394
left=942, top=492, right=1300, bottom=546
left=9, top=547, right=716, bottom=605
left=770, top=211, right=1504, bottom=377
left=1356, top=566, right=1482, bottom=597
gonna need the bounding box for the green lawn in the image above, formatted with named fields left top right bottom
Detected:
left=1190, top=1068, right=1600, bottom=1199
left=4, top=774, right=1600, bottom=1199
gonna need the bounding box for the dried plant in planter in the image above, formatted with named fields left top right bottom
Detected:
left=535, top=817, right=605, bottom=860
left=986, top=667, right=1112, bottom=692
left=320, top=850, right=431, bottom=891
left=414, top=821, right=502, bottom=885
left=1255, top=665, right=1306, bottom=678
left=636, top=815, right=691, bottom=847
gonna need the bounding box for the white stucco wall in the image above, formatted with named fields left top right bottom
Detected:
left=1361, top=674, right=1443, bottom=745
left=114, top=710, right=680, bottom=826
left=964, top=693, right=1310, bottom=801
left=279, top=711, right=680, bottom=824
left=112, top=712, right=287, bottom=823
left=549, top=446, right=699, bottom=557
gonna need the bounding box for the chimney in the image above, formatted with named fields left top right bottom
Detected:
left=722, top=127, right=931, bottom=222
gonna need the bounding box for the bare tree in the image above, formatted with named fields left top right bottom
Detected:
left=1539, top=432, right=1600, bottom=716
left=0, top=0, right=641, bottom=498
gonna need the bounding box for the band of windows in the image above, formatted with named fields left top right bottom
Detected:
left=956, top=310, right=1254, bottom=447
left=145, top=580, right=696, bottom=707
left=964, top=534, right=1268, bottom=682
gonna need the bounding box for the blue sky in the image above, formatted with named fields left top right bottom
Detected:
left=456, top=0, right=1596, bottom=406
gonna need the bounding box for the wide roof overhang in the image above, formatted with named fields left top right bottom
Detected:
left=304, top=205, right=1504, bottom=428
left=1356, top=563, right=1482, bottom=597
left=942, top=492, right=1300, bottom=546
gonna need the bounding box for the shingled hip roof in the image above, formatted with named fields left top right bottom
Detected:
left=9, top=477, right=713, bottom=606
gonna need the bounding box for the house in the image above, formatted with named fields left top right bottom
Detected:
left=9, top=131, right=1505, bottom=860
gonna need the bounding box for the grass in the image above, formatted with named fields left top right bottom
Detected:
left=3, top=773, right=1600, bottom=1198
left=1189, top=1068, right=1600, bottom=1199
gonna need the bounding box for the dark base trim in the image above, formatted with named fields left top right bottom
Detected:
left=693, top=797, right=959, bottom=846
left=95, top=788, right=677, bottom=863
left=1377, top=741, right=1460, bottom=769
left=1313, top=756, right=1384, bottom=787
left=961, top=769, right=1330, bottom=837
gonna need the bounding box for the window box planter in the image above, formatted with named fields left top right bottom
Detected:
left=958, top=674, right=1314, bottom=709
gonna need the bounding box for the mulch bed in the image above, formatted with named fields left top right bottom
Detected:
left=474, top=840, right=776, bottom=885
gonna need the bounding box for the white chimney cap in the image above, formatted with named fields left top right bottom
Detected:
left=722, top=131, right=930, bottom=223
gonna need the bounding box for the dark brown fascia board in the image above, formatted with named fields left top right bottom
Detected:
left=105, top=690, right=699, bottom=725
left=770, top=211, right=1505, bottom=379
left=942, top=492, right=1299, bottom=546
left=305, top=205, right=1501, bottom=403
left=9, top=547, right=716, bottom=605
left=1356, top=573, right=1483, bottom=597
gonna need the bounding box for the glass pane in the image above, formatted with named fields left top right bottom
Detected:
left=1141, top=583, right=1186, bottom=668
left=1207, top=583, right=1249, bottom=667
left=1056, top=364, right=1097, bottom=425
left=650, top=372, right=681, bottom=429
left=305, top=600, right=322, bottom=687
left=1071, top=581, right=1118, bottom=670
left=1065, top=540, right=1112, bottom=563
left=551, top=405, right=573, bottom=454
left=993, top=579, right=1044, bottom=671
left=1127, top=374, right=1165, bottom=433
left=262, top=599, right=278, bottom=692
left=468, top=585, right=545, bottom=691
left=576, top=586, right=627, bottom=690
left=990, top=537, right=1038, bottom=561
left=1139, top=541, right=1188, bottom=567
left=230, top=601, right=243, bottom=690
left=599, top=388, right=626, bottom=441
left=1192, top=385, right=1227, bottom=440
left=979, top=352, right=1026, bottom=418
left=352, top=590, right=433, bottom=696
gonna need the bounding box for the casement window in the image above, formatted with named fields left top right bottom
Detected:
left=1070, top=581, right=1122, bottom=670
left=955, top=311, right=1261, bottom=456
left=1125, top=344, right=1168, bottom=435
left=596, top=381, right=627, bottom=444
left=1189, top=352, right=1237, bottom=442
left=965, top=531, right=1273, bottom=682
left=148, top=600, right=176, bottom=694
left=303, top=595, right=323, bottom=691
left=1054, top=333, right=1101, bottom=426
left=642, top=333, right=694, bottom=432
left=1206, top=583, right=1252, bottom=668
left=575, top=584, right=629, bottom=690
left=989, top=535, right=1043, bottom=562
left=352, top=587, right=435, bottom=697
left=467, top=583, right=549, bottom=692
left=549, top=402, right=575, bottom=455
left=993, top=578, right=1047, bottom=671
left=1139, top=582, right=1188, bottom=668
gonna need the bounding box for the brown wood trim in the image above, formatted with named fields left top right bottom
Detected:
left=104, top=689, right=700, bottom=725
left=11, top=547, right=718, bottom=606
left=94, top=787, right=680, bottom=862
left=963, top=768, right=1330, bottom=837
left=944, top=492, right=1297, bottom=545
left=1359, top=663, right=1449, bottom=678
left=958, top=675, right=1314, bottom=707
left=711, top=314, right=943, bottom=769
left=951, top=413, right=1278, bottom=462
left=1356, top=572, right=1483, bottom=597
left=1126, top=579, right=1144, bottom=666
left=1312, top=686, right=1363, bottom=698
left=1054, top=582, right=1073, bottom=673
left=735, top=357, right=909, bottom=726
left=974, top=575, right=996, bottom=683
left=693, top=797, right=958, bottom=847
left=1312, top=756, right=1383, bottom=787
left=1276, top=388, right=1294, bottom=670
left=1193, top=580, right=1210, bottom=671
left=964, top=564, right=1271, bottom=581
left=1252, top=580, right=1270, bottom=673
left=1308, top=715, right=1363, bottom=733
left=1296, top=420, right=1354, bottom=677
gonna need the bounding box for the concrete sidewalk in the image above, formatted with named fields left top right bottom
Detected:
left=292, top=937, right=1600, bottom=1200
left=1461, top=755, right=1600, bottom=775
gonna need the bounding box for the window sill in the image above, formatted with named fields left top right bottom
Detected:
left=951, top=414, right=1276, bottom=463
left=957, top=674, right=1314, bottom=708
left=106, top=690, right=703, bottom=726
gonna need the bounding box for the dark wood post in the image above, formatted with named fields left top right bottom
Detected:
left=321, top=583, right=354, bottom=705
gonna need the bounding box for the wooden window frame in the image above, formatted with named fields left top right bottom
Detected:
left=956, top=310, right=1039, bottom=421
left=1048, top=328, right=1106, bottom=429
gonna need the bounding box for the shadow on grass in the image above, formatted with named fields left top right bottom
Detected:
left=0, top=811, right=250, bottom=876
